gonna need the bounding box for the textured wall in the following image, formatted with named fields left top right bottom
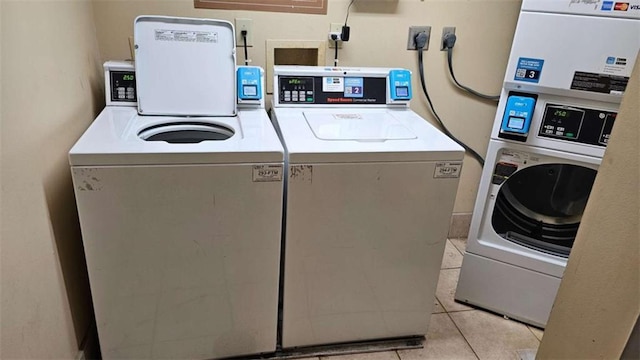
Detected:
left=0, top=1, right=103, bottom=357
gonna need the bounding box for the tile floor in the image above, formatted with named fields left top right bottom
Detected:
left=296, top=238, right=544, bottom=360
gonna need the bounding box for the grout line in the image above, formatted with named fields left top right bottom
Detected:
left=394, top=349, right=401, bottom=359
left=447, top=239, right=464, bottom=257
left=526, top=326, right=543, bottom=343
left=446, top=312, right=481, bottom=360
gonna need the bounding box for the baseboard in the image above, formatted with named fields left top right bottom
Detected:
left=448, top=212, right=472, bottom=239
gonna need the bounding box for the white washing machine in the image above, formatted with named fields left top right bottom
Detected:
left=70, top=16, right=284, bottom=359
left=270, top=66, right=465, bottom=348
left=456, top=0, right=640, bottom=328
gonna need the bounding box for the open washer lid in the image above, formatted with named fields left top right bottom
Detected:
left=134, top=16, right=236, bottom=116
left=303, top=111, right=417, bottom=141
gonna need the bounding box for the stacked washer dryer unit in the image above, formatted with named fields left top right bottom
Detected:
left=271, top=66, right=465, bottom=348
left=70, top=17, right=284, bottom=359
left=456, top=0, right=640, bottom=328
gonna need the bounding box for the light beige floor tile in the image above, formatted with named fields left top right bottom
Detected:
left=435, top=269, right=474, bottom=312
left=441, top=240, right=464, bottom=269
left=433, top=298, right=445, bottom=314
left=527, top=325, right=544, bottom=341
left=321, top=351, right=399, bottom=360
left=296, top=357, right=321, bottom=360
left=449, top=238, right=467, bottom=254
left=397, top=313, right=477, bottom=359
left=449, top=310, right=540, bottom=360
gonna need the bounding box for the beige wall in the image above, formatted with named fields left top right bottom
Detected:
left=92, top=0, right=522, bottom=213
left=0, top=1, right=103, bottom=358
left=537, top=55, right=640, bottom=359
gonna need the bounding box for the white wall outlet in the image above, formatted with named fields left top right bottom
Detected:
left=235, top=18, right=253, bottom=47
left=328, top=22, right=343, bottom=49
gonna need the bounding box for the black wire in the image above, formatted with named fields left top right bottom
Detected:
left=344, top=0, right=356, bottom=25
left=242, top=31, right=249, bottom=66
left=446, top=47, right=499, bottom=101
left=417, top=50, right=485, bottom=167
left=334, top=40, right=339, bottom=66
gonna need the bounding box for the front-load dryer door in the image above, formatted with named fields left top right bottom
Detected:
left=491, top=163, right=597, bottom=258
left=303, top=111, right=417, bottom=141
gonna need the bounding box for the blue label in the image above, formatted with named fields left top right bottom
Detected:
left=606, top=56, right=616, bottom=65
left=514, top=58, right=544, bottom=83
left=601, top=1, right=614, bottom=10
left=344, top=77, right=364, bottom=98
left=237, top=66, right=262, bottom=100
left=500, top=95, right=536, bottom=136
left=389, top=69, right=412, bottom=101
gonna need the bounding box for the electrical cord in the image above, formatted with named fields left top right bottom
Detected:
left=443, top=33, right=499, bottom=101
left=241, top=30, right=249, bottom=65
left=334, top=39, right=339, bottom=66
left=415, top=32, right=485, bottom=167
left=345, top=0, right=356, bottom=25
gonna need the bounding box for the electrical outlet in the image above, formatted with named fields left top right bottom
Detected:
left=440, top=26, right=456, bottom=51
left=328, top=23, right=343, bottom=49
left=235, top=18, right=253, bottom=47
left=407, top=26, right=431, bottom=51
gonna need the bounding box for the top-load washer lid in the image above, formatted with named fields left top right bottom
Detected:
left=303, top=111, right=417, bottom=141
left=134, top=16, right=236, bottom=116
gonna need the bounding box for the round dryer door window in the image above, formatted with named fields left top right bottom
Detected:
left=138, top=122, right=234, bottom=143
left=491, top=164, right=597, bottom=258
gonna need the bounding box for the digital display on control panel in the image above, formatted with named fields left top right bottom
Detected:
left=279, top=76, right=387, bottom=105
left=280, top=77, right=315, bottom=103
left=539, top=104, right=617, bottom=147
left=110, top=71, right=136, bottom=102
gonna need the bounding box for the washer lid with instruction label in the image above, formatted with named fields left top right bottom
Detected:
left=303, top=111, right=417, bottom=141
left=134, top=16, right=236, bottom=116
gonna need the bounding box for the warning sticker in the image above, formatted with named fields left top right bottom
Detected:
left=154, top=29, right=218, bottom=43
left=571, top=71, right=629, bottom=95
left=434, top=162, right=462, bottom=179
left=252, top=165, right=283, bottom=182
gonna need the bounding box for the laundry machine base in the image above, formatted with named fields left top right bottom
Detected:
left=455, top=252, right=561, bottom=328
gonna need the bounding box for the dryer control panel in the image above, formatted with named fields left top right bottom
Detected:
left=539, top=104, right=617, bottom=147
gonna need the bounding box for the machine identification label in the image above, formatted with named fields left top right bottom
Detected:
left=571, top=71, right=629, bottom=95
left=154, top=29, right=218, bottom=43
left=514, top=58, right=544, bottom=83
left=434, top=162, right=462, bottom=178
left=252, top=165, right=283, bottom=182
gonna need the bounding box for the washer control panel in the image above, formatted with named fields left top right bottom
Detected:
left=539, top=104, right=617, bottom=147
left=104, top=61, right=137, bottom=107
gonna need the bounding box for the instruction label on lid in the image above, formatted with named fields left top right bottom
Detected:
left=253, top=165, right=283, bottom=182
left=154, top=29, right=218, bottom=43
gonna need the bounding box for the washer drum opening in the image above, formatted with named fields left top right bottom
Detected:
left=491, top=163, right=597, bottom=258
left=138, top=122, right=234, bottom=143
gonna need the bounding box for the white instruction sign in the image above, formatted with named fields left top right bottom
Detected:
left=155, top=29, right=218, bottom=43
